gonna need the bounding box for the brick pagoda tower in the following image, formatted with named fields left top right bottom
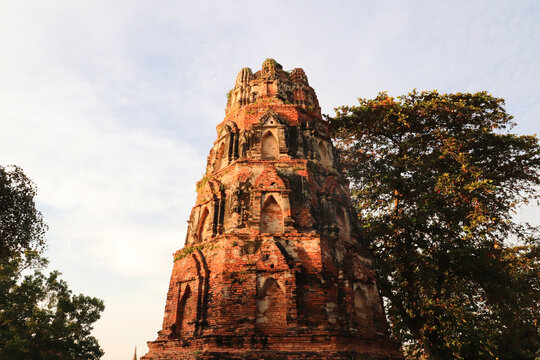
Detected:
left=142, top=59, right=402, bottom=359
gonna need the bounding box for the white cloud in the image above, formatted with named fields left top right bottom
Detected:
left=0, top=62, right=203, bottom=271
left=1, top=8, right=203, bottom=356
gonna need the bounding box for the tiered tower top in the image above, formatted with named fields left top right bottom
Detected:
left=221, top=59, right=322, bottom=132
left=193, top=59, right=340, bottom=243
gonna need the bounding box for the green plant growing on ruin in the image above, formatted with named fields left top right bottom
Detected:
left=196, top=175, right=210, bottom=193
left=173, top=242, right=221, bottom=262
left=204, top=242, right=219, bottom=251
left=230, top=270, right=248, bottom=284
left=307, top=161, right=318, bottom=173
left=174, top=244, right=204, bottom=261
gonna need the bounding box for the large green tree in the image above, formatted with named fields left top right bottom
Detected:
left=328, top=91, right=540, bottom=359
left=0, top=165, right=104, bottom=360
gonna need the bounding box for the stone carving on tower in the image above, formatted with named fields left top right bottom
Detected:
left=142, top=59, right=402, bottom=359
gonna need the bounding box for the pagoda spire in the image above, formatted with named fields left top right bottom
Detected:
left=142, top=59, right=402, bottom=359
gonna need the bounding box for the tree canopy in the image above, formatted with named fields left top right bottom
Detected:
left=0, top=165, right=47, bottom=261
left=328, top=91, right=540, bottom=359
left=0, top=165, right=104, bottom=360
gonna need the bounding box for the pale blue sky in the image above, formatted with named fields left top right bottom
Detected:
left=1, top=1, right=539, bottom=359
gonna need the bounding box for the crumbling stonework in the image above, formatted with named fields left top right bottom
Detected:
left=142, top=59, right=402, bottom=360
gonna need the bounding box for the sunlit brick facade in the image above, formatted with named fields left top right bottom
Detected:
left=142, top=59, right=402, bottom=360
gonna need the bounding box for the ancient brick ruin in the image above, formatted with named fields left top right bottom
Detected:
left=142, top=59, right=402, bottom=359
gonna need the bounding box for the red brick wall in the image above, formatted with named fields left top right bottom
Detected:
left=142, top=60, right=402, bottom=360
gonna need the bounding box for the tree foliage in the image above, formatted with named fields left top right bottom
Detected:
left=0, top=165, right=47, bottom=261
left=328, top=91, right=540, bottom=359
left=0, top=165, right=104, bottom=360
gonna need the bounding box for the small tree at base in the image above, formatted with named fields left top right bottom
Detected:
left=0, top=165, right=105, bottom=360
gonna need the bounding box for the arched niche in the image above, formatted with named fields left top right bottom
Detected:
left=353, top=282, right=372, bottom=325
left=260, top=195, right=283, bottom=234
left=261, top=131, right=279, bottom=160
left=255, top=277, right=286, bottom=333
left=222, top=122, right=239, bottom=162
left=215, top=142, right=226, bottom=170
left=318, top=141, right=331, bottom=167
left=197, top=207, right=210, bottom=242
left=336, top=207, right=350, bottom=242
left=174, top=284, right=192, bottom=337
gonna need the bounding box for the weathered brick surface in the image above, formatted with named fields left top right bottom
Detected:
left=142, top=59, right=402, bottom=360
